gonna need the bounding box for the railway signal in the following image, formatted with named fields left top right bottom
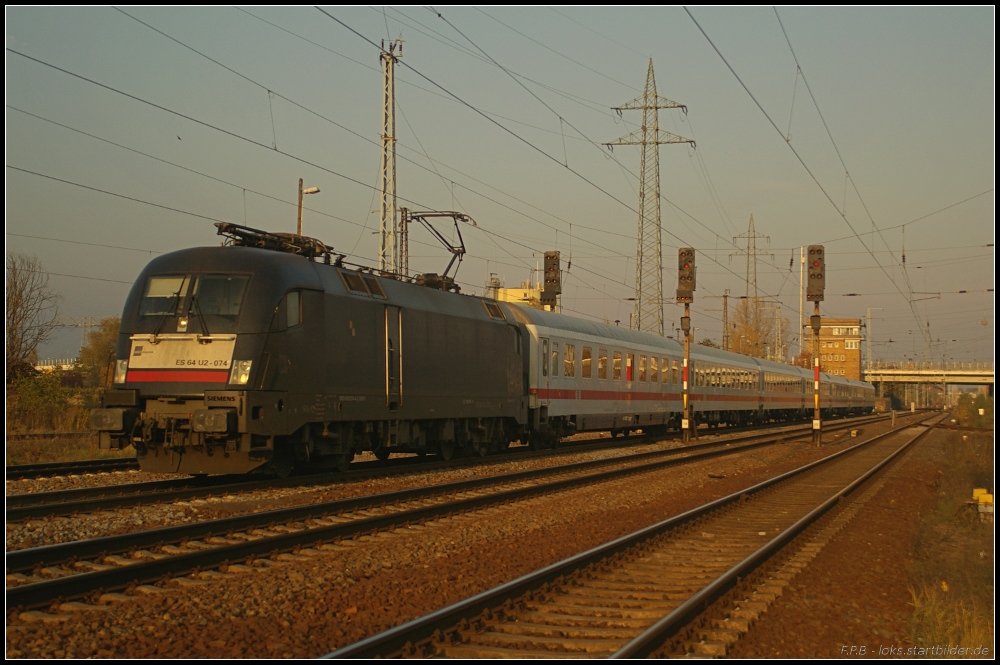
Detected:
left=541, top=251, right=561, bottom=309
left=806, top=245, right=825, bottom=302
left=677, top=248, right=695, bottom=303
left=805, top=244, right=825, bottom=445
left=675, top=248, right=697, bottom=443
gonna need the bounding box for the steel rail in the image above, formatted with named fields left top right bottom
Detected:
left=323, top=413, right=935, bottom=659
left=5, top=458, right=139, bottom=481
left=6, top=414, right=884, bottom=521
left=6, top=429, right=806, bottom=610
left=612, top=416, right=940, bottom=657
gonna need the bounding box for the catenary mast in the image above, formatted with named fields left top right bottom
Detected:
left=605, top=60, right=693, bottom=336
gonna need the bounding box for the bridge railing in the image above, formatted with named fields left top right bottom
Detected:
left=866, top=360, right=993, bottom=372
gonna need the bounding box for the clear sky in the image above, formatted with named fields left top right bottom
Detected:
left=6, top=7, right=994, bottom=363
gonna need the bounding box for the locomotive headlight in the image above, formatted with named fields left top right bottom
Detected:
left=114, top=360, right=128, bottom=385
left=229, top=360, right=253, bottom=386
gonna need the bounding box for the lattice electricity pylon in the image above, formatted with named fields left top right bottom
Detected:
left=729, top=214, right=773, bottom=358
left=53, top=315, right=97, bottom=355
left=379, top=39, right=402, bottom=275
left=605, top=59, right=693, bottom=336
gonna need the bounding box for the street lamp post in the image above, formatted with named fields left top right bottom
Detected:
left=297, top=178, right=321, bottom=236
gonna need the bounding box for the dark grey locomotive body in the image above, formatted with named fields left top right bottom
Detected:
left=93, top=245, right=526, bottom=474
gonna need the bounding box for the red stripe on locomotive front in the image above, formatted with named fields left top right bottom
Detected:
left=127, top=370, right=229, bottom=383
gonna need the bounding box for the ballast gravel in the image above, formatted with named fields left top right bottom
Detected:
left=4, top=420, right=912, bottom=659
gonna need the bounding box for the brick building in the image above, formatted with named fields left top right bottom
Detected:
left=818, top=317, right=862, bottom=380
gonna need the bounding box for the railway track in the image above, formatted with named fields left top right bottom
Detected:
left=326, top=413, right=940, bottom=658
left=5, top=458, right=139, bottom=481
left=6, top=420, right=834, bottom=611
left=6, top=415, right=885, bottom=522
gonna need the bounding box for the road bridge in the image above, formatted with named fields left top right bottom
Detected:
left=864, top=361, right=993, bottom=387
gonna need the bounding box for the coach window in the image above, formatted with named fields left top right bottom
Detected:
left=542, top=338, right=549, bottom=376
left=582, top=347, right=592, bottom=379
left=626, top=354, right=634, bottom=382
left=613, top=352, right=622, bottom=381
left=650, top=356, right=658, bottom=383
left=672, top=360, right=680, bottom=385
left=598, top=349, right=608, bottom=380
left=564, top=344, right=576, bottom=378
left=551, top=343, right=560, bottom=377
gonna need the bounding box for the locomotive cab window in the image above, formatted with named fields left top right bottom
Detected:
left=140, top=275, right=190, bottom=316
left=191, top=275, right=249, bottom=326
left=270, top=291, right=302, bottom=331
left=286, top=291, right=301, bottom=328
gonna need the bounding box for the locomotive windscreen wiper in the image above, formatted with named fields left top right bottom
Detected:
left=189, top=293, right=212, bottom=338
left=151, top=291, right=183, bottom=340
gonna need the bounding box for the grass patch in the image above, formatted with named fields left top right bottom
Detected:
left=5, top=435, right=135, bottom=466
left=908, top=414, right=994, bottom=657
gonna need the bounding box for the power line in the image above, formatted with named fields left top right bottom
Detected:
left=8, top=232, right=162, bottom=255
left=318, top=8, right=640, bottom=215
left=684, top=8, right=931, bottom=348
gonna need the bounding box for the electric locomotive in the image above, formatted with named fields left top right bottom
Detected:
left=90, top=223, right=526, bottom=475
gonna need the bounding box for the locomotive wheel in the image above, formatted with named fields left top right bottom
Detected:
left=333, top=453, right=352, bottom=473
left=273, top=455, right=294, bottom=479
left=439, top=441, right=455, bottom=461
left=374, top=448, right=391, bottom=462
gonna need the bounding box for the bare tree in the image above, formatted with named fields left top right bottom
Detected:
left=731, top=297, right=773, bottom=359
left=79, top=315, right=120, bottom=387
left=6, top=254, right=60, bottom=381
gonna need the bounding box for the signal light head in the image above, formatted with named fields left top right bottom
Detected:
left=806, top=244, right=825, bottom=302
left=677, top=247, right=696, bottom=302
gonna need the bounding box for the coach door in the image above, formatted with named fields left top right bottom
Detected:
left=385, top=305, right=401, bottom=410
left=539, top=337, right=551, bottom=408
